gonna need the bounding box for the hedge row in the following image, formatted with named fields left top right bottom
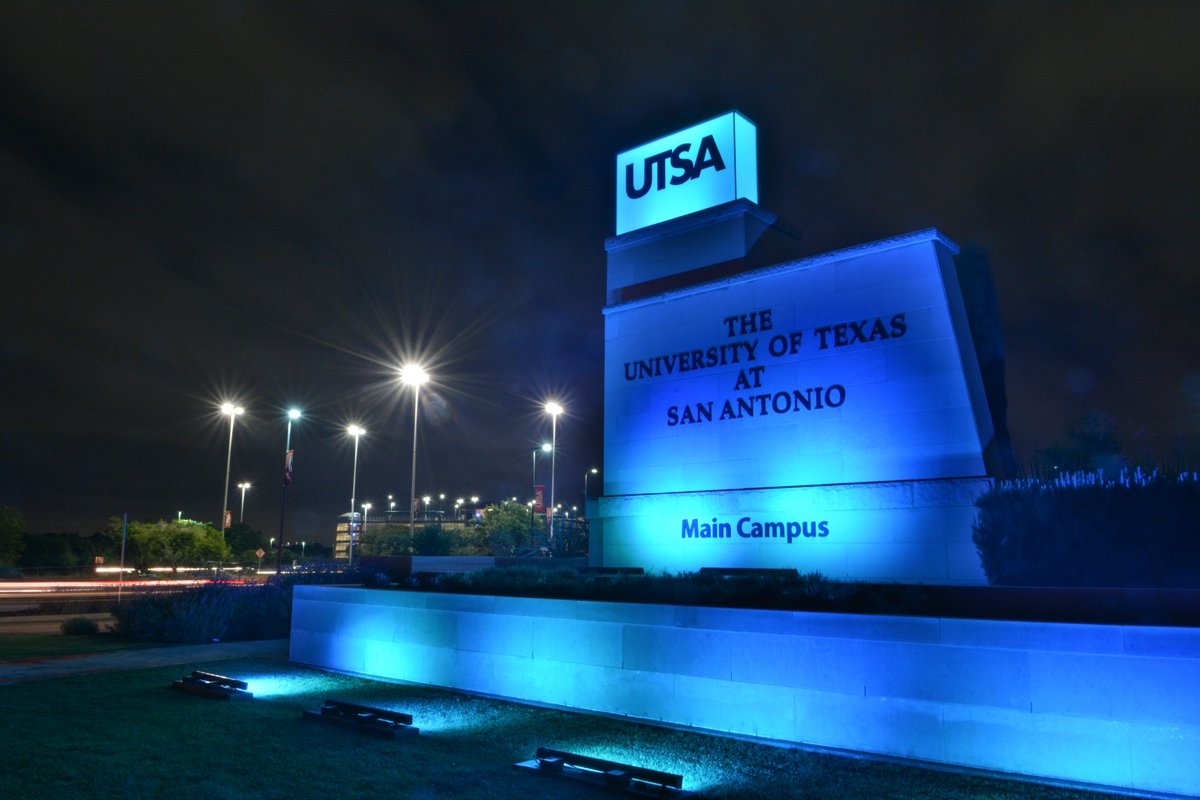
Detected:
left=973, top=469, right=1200, bottom=587
left=110, top=568, right=360, bottom=643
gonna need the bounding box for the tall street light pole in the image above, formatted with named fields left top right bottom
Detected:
left=583, top=467, right=598, bottom=515
left=346, top=424, right=365, bottom=567
left=400, top=363, right=429, bottom=539
left=347, top=424, right=365, bottom=516
left=352, top=502, right=371, bottom=568
left=544, top=401, right=563, bottom=551
left=219, top=403, right=244, bottom=543
left=237, top=482, right=251, bottom=522
left=276, top=408, right=300, bottom=573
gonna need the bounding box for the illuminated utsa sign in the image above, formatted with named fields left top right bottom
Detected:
left=615, top=111, right=758, bottom=235
left=624, top=134, right=726, bottom=199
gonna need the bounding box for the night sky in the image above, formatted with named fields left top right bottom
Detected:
left=3, top=2, right=1198, bottom=540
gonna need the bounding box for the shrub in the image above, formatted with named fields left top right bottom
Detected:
left=111, top=568, right=360, bottom=643
left=160, top=584, right=238, bottom=642
left=60, top=616, right=100, bottom=635
left=973, top=469, right=1200, bottom=587
left=434, top=567, right=864, bottom=612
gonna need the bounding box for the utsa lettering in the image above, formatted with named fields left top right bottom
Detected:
left=625, top=134, right=725, bottom=199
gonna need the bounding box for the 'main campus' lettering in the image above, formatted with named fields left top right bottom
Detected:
left=682, top=516, right=829, bottom=544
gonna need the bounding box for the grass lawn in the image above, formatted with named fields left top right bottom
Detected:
left=0, top=655, right=1132, bottom=800
left=0, top=633, right=162, bottom=661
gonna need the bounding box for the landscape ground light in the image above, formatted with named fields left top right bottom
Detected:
left=515, top=746, right=694, bottom=798
left=302, top=698, right=418, bottom=738
left=170, top=670, right=253, bottom=700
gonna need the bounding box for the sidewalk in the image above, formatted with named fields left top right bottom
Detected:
left=0, top=639, right=289, bottom=684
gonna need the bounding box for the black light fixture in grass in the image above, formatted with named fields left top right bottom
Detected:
left=515, top=747, right=694, bottom=797
left=171, top=670, right=253, bottom=700
left=302, top=699, right=418, bottom=738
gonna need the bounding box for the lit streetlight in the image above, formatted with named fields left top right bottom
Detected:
left=583, top=467, right=598, bottom=515
left=277, top=408, right=301, bottom=573
left=400, top=363, right=430, bottom=536
left=345, top=424, right=365, bottom=565
left=237, top=481, right=251, bottom=522
left=346, top=425, right=365, bottom=515
left=544, top=401, right=564, bottom=549
left=219, top=402, right=245, bottom=540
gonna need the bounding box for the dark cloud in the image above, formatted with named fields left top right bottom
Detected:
left=1, top=2, right=1197, bottom=535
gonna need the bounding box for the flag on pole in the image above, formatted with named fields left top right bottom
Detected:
left=284, top=449, right=294, bottom=485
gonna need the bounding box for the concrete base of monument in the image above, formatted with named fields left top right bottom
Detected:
left=290, top=586, right=1200, bottom=797
left=591, top=477, right=992, bottom=584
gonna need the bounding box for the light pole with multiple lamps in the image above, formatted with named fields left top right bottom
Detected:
left=219, top=402, right=244, bottom=541
left=277, top=408, right=301, bottom=573
left=544, top=401, right=563, bottom=550
left=400, top=363, right=429, bottom=537
left=237, top=482, right=251, bottom=523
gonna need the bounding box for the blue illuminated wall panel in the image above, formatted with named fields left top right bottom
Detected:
left=291, top=587, right=1200, bottom=797
left=598, top=228, right=995, bottom=580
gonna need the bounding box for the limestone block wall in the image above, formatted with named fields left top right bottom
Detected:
left=290, top=586, right=1200, bottom=796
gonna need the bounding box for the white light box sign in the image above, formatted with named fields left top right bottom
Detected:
left=615, top=111, right=758, bottom=235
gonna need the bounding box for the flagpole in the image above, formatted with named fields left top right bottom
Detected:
left=276, top=470, right=289, bottom=575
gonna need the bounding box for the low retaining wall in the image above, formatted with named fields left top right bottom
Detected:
left=290, top=586, right=1200, bottom=796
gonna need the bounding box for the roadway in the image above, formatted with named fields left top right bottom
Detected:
left=0, top=579, right=214, bottom=632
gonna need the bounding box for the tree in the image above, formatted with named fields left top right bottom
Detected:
left=0, top=506, right=26, bottom=565
left=359, top=524, right=413, bottom=556
left=1036, top=415, right=1125, bottom=475
left=413, top=523, right=458, bottom=556
left=225, top=522, right=265, bottom=555
left=19, top=532, right=78, bottom=571
left=128, top=518, right=230, bottom=570
left=469, top=500, right=544, bottom=556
